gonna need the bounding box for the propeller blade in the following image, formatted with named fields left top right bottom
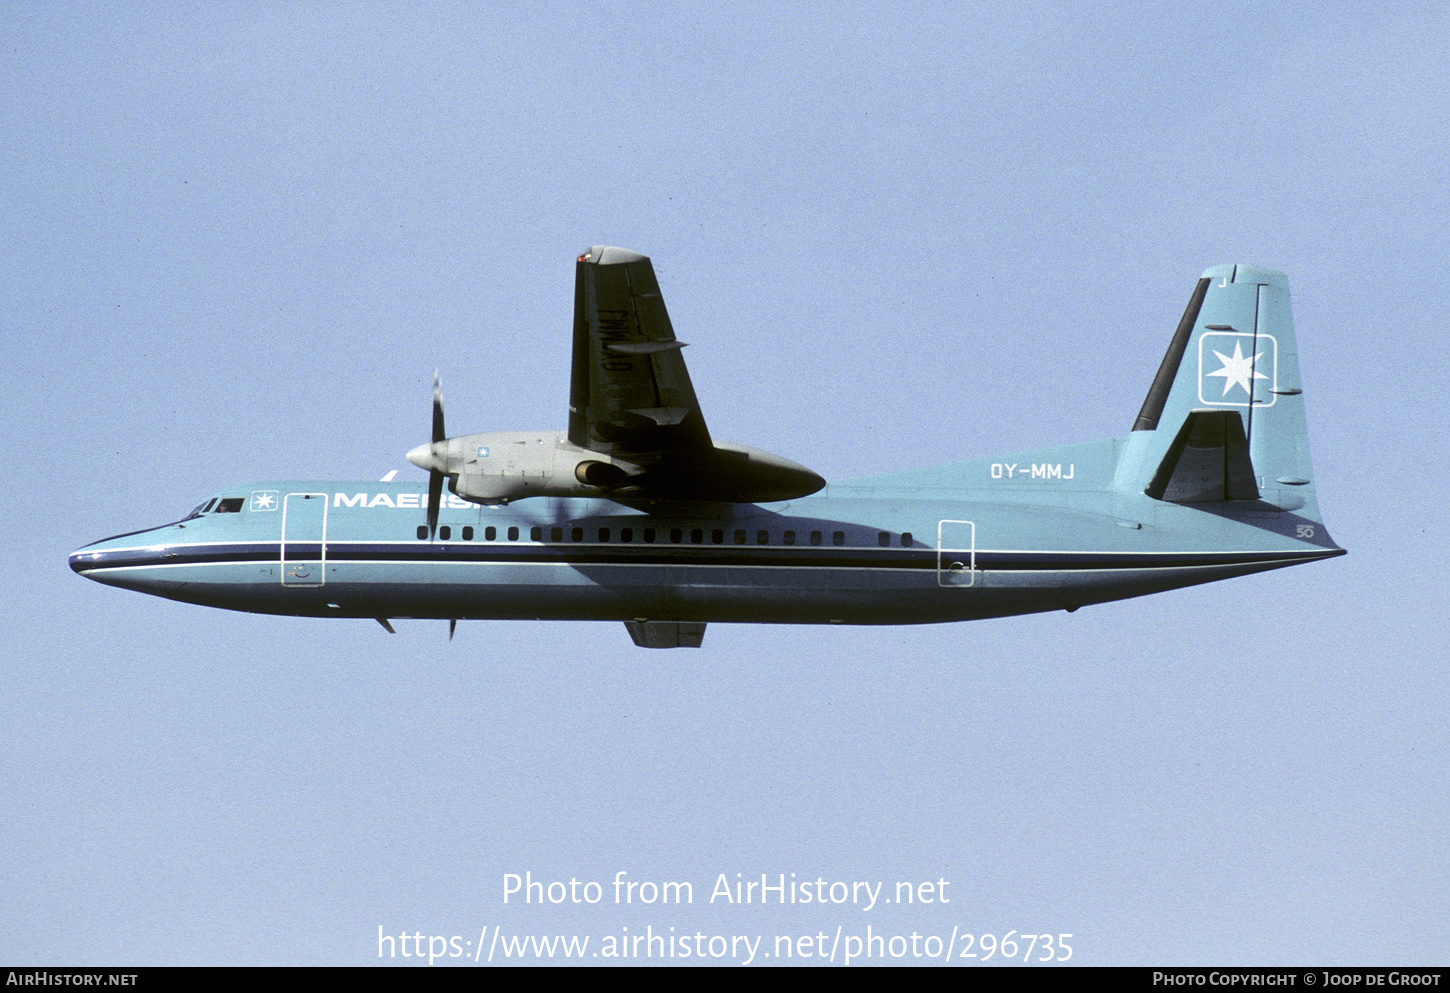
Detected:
left=427, top=467, right=443, bottom=538
left=449, top=618, right=458, bottom=641
left=426, top=372, right=445, bottom=538
left=432, top=371, right=445, bottom=443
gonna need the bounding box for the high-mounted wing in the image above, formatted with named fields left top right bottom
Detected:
left=569, top=246, right=711, bottom=457
left=565, top=246, right=823, bottom=503
left=409, top=246, right=823, bottom=506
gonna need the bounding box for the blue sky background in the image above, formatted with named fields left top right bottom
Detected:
left=4, top=1, right=1447, bottom=966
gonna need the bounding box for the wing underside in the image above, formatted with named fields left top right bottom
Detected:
left=569, top=246, right=711, bottom=458
left=566, top=246, right=823, bottom=503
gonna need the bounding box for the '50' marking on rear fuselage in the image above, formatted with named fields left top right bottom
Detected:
left=990, top=463, right=1075, bottom=481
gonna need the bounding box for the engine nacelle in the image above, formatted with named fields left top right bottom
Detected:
left=444, top=432, right=636, bottom=503
left=410, top=430, right=825, bottom=504
left=575, top=460, right=630, bottom=488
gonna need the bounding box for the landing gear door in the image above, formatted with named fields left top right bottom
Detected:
left=937, top=520, right=976, bottom=587
left=282, top=492, right=328, bottom=587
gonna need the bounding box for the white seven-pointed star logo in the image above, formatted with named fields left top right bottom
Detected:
left=252, top=493, right=275, bottom=510
left=1206, top=341, right=1267, bottom=398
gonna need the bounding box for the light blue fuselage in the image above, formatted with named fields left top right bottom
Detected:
left=68, top=436, right=1341, bottom=628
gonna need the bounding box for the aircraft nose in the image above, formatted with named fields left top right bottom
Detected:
left=67, top=535, right=187, bottom=595
left=69, top=542, right=116, bottom=579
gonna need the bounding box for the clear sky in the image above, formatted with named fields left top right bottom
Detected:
left=4, top=1, right=1447, bottom=966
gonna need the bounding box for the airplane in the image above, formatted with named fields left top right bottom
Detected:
left=69, top=247, right=1344, bottom=648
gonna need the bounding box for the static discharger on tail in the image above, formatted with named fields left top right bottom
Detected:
left=71, top=252, right=1343, bottom=647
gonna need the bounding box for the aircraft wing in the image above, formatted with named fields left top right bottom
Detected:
left=568, top=246, right=712, bottom=459
left=562, top=245, right=822, bottom=503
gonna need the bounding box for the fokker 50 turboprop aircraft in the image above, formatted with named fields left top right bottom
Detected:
left=71, top=247, right=1343, bottom=648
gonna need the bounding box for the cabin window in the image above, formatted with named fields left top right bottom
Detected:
left=548, top=526, right=561, bottom=542
left=712, top=529, right=724, bottom=544
left=618, top=527, right=632, bottom=543
left=417, top=525, right=428, bottom=540
left=485, top=526, right=496, bottom=541
left=878, top=531, right=890, bottom=547
left=215, top=497, right=244, bottom=514
left=833, top=531, right=845, bottom=546
left=530, top=526, right=543, bottom=541
left=643, top=528, right=656, bottom=543
left=440, top=526, right=451, bottom=540
left=810, top=530, right=822, bottom=546
left=757, top=530, right=769, bottom=545
left=670, top=528, right=683, bottom=543
left=598, top=527, right=610, bottom=542
left=900, top=532, right=912, bottom=546
left=734, top=529, right=746, bottom=545
left=691, top=528, right=704, bottom=544
left=783, top=530, right=796, bottom=546
left=463, top=526, right=474, bottom=541
left=572, top=527, right=583, bottom=542
left=508, top=526, right=519, bottom=541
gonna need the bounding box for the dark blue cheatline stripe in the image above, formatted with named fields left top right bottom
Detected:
left=72, top=541, right=1336, bottom=574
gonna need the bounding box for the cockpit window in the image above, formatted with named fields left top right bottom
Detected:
left=183, top=497, right=224, bottom=521
left=214, top=497, right=245, bottom=514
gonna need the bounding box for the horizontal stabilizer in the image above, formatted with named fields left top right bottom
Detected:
left=625, top=620, right=706, bottom=648
left=1145, top=409, right=1259, bottom=503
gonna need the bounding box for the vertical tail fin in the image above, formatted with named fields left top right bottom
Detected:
left=1117, top=265, right=1331, bottom=526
